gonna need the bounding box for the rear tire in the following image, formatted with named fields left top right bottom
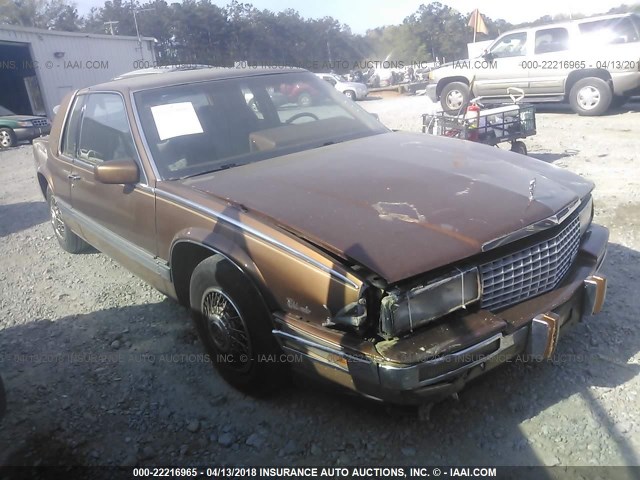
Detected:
left=190, top=256, right=288, bottom=395
left=440, top=82, right=470, bottom=114
left=46, top=188, right=87, bottom=253
left=0, top=128, right=16, bottom=148
left=569, top=77, right=612, bottom=116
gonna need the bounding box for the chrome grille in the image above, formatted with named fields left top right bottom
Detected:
left=480, top=217, right=581, bottom=310
left=31, top=118, right=48, bottom=127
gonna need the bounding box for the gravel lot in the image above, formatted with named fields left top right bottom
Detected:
left=0, top=96, right=639, bottom=468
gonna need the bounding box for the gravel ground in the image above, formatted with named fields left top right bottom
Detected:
left=0, top=96, right=639, bottom=468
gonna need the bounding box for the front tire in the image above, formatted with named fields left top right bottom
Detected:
left=297, top=92, right=312, bottom=107
left=0, top=128, right=16, bottom=148
left=510, top=141, right=528, bottom=156
left=440, top=82, right=470, bottom=114
left=569, top=77, right=612, bottom=116
left=46, top=188, right=87, bottom=253
left=190, top=256, right=288, bottom=394
left=344, top=90, right=356, bottom=101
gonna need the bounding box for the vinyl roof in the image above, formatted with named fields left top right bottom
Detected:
left=85, top=66, right=308, bottom=93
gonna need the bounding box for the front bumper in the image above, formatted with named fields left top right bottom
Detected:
left=424, top=83, right=439, bottom=103
left=274, top=224, right=609, bottom=404
left=14, top=125, right=51, bottom=142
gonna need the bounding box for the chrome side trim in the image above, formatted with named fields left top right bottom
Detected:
left=158, top=190, right=360, bottom=289
left=272, top=330, right=371, bottom=365
left=57, top=198, right=170, bottom=282
left=481, top=197, right=583, bottom=252
left=280, top=345, right=361, bottom=374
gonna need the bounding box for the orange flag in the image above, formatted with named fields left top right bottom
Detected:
left=468, top=8, right=488, bottom=40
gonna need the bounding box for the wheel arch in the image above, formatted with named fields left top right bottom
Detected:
left=436, top=76, right=471, bottom=97
left=169, top=233, right=274, bottom=311
left=36, top=172, right=50, bottom=200
left=565, top=69, right=612, bottom=99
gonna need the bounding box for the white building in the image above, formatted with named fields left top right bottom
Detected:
left=0, top=25, right=156, bottom=118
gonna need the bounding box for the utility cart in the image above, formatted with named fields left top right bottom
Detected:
left=422, top=88, right=537, bottom=155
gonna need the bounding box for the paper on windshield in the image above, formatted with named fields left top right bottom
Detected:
left=151, top=102, right=203, bottom=141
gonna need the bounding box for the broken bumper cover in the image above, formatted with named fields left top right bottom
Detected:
left=274, top=224, right=608, bottom=404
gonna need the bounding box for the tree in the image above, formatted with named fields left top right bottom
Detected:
left=0, top=0, right=80, bottom=30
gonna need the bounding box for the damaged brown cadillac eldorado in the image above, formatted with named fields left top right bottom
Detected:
left=32, top=68, right=608, bottom=404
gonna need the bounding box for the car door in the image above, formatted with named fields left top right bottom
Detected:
left=68, top=92, right=157, bottom=260
left=527, top=26, right=572, bottom=96
left=473, top=31, right=530, bottom=97
left=49, top=94, right=84, bottom=234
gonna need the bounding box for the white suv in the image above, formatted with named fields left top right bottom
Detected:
left=425, top=13, right=640, bottom=115
left=315, top=73, right=369, bottom=100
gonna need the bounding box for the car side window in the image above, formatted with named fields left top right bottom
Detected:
left=323, top=76, right=337, bottom=86
left=77, top=93, right=137, bottom=164
left=579, top=17, right=639, bottom=44
left=535, top=28, right=569, bottom=54
left=490, top=32, right=528, bottom=58
left=60, top=96, right=85, bottom=157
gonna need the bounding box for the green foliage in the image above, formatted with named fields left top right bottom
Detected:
left=0, top=0, right=81, bottom=30
left=2, top=0, right=638, bottom=69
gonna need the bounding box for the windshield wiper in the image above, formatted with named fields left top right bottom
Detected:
left=179, top=163, right=241, bottom=180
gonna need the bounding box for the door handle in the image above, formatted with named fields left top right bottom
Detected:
left=68, top=174, right=82, bottom=181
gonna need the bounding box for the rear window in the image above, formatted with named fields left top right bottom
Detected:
left=579, top=16, right=640, bottom=44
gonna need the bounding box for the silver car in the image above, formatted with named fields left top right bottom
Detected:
left=426, top=13, right=640, bottom=115
left=316, top=73, right=369, bottom=100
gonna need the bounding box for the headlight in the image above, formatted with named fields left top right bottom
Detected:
left=380, top=267, right=481, bottom=338
left=578, top=196, right=594, bottom=236
left=428, top=71, right=435, bottom=81
left=17, top=121, right=33, bottom=127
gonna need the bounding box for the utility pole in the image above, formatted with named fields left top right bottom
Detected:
left=326, top=28, right=333, bottom=70
left=133, top=7, right=155, bottom=61
left=104, top=21, right=119, bottom=35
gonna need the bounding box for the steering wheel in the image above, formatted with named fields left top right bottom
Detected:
left=285, top=112, right=319, bottom=124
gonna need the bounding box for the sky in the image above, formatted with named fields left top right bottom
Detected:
left=75, top=0, right=633, bottom=33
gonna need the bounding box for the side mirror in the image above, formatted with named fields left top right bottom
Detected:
left=482, top=51, right=494, bottom=61
left=370, top=112, right=380, bottom=120
left=94, top=159, right=139, bottom=184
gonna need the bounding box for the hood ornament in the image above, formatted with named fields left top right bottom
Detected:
left=529, top=178, right=536, bottom=202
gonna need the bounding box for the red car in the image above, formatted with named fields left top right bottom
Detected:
left=279, top=81, right=319, bottom=106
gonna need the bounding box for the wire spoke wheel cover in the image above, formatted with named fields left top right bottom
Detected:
left=201, top=287, right=252, bottom=372
left=50, top=196, right=66, bottom=239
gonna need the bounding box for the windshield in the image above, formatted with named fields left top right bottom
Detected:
left=134, top=71, right=387, bottom=180
left=0, top=105, right=15, bottom=116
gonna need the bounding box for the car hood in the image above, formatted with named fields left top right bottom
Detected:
left=184, top=131, right=593, bottom=284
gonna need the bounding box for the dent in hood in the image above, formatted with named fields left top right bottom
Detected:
left=183, top=131, right=593, bottom=284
